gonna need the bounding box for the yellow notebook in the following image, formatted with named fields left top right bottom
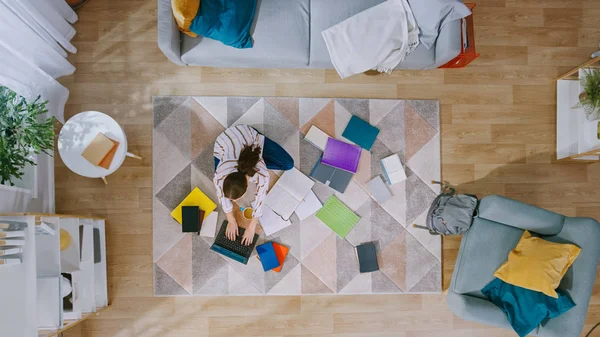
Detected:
left=171, top=187, right=217, bottom=224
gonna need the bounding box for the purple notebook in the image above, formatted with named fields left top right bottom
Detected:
left=322, top=138, right=362, bottom=173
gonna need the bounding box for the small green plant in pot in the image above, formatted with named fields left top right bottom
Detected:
left=578, top=69, right=600, bottom=121
left=0, top=86, right=55, bottom=186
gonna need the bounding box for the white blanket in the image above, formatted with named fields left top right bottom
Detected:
left=321, top=0, right=420, bottom=79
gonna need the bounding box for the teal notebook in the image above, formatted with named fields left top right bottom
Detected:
left=316, top=196, right=360, bottom=238
left=342, top=115, right=380, bottom=151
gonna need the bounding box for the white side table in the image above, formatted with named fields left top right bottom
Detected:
left=58, top=111, right=141, bottom=184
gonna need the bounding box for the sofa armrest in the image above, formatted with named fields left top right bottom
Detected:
left=158, top=0, right=185, bottom=66
left=477, top=195, right=565, bottom=235
left=447, top=291, right=526, bottom=333
left=433, top=20, right=462, bottom=68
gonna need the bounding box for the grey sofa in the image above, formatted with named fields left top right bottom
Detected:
left=448, top=195, right=600, bottom=337
left=158, top=0, right=462, bottom=69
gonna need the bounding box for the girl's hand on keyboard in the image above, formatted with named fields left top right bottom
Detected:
left=226, top=219, right=239, bottom=240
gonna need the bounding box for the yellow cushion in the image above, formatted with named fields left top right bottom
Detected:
left=171, top=187, right=217, bottom=224
left=494, top=231, right=581, bottom=298
left=171, top=0, right=200, bottom=38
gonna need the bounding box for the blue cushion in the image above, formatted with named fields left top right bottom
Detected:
left=189, top=0, right=257, bottom=49
left=482, top=278, right=576, bottom=337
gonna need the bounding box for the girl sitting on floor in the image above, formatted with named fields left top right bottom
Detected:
left=213, top=125, right=294, bottom=245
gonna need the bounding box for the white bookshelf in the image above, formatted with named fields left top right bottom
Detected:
left=0, top=214, right=109, bottom=337
left=556, top=57, right=600, bottom=162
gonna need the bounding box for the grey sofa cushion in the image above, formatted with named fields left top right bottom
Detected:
left=308, top=0, right=437, bottom=70
left=452, top=217, right=523, bottom=297
left=181, top=0, right=310, bottom=68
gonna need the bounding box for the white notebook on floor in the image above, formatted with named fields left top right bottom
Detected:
left=264, top=168, right=315, bottom=220
left=260, top=206, right=292, bottom=236
left=294, top=190, right=323, bottom=221
left=304, top=126, right=330, bottom=151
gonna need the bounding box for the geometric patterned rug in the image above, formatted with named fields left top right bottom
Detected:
left=152, top=96, right=441, bottom=296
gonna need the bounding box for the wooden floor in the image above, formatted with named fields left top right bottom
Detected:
left=57, top=0, right=600, bottom=336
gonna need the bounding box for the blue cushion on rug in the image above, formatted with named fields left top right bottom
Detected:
left=482, top=278, right=576, bottom=337
left=189, top=0, right=257, bottom=49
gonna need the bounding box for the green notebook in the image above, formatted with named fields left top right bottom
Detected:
left=316, top=196, right=360, bottom=238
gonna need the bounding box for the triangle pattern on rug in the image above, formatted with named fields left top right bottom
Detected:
left=337, top=98, right=369, bottom=121
left=156, top=235, right=192, bottom=294
left=406, top=208, right=441, bottom=262
left=376, top=102, right=405, bottom=155
left=299, top=98, right=331, bottom=128
left=269, top=215, right=301, bottom=260
left=153, top=129, right=191, bottom=194
left=380, top=179, right=406, bottom=227
left=264, top=99, right=298, bottom=146
left=379, top=230, right=407, bottom=291
left=369, top=99, right=401, bottom=126
left=153, top=96, right=187, bottom=128
left=371, top=199, right=404, bottom=250
left=339, top=272, right=372, bottom=294
left=227, top=96, right=260, bottom=127
left=299, top=99, right=336, bottom=137
left=192, top=142, right=217, bottom=182
left=156, top=97, right=193, bottom=160
left=302, top=232, right=337, bottom=292
left=268, top=264, right=301, bottom=295
left=298, top=134, right=324, bottom=176
left=190, top=165, right=219, bottom=206
left=407, top=100, right=440, bottom=132
left=353, top=149, right=372, bottom=188
left=228, top=265, right=262, bottom=295
left=265, top=254, right=300, bottom=293
left=196, top=264, right=229, bottom=295
left=156, top=164, right=192, bottom=211
left=301, top=265, right=333, bottom=294
left=372, top=270, right=403, bottom=293
left=155, top=264, right=189, bottom=296
left=336, top=235, right=360, bottom=292
left=191, top=233, right=228, bottom=294
left=345, top=199, right=371, bottom=247
left=282, top=130, right=300, bottom=171
left=334, top=100, right=353, bottom=139
left=405, top=103, right=437, bottom=163
left=265, top=97, right=299, bottom=127
left=405, top=166, right=437, bottom=226
left=300, top=213, right=333, bottom=260
left=190, top=98, right=225, bottom=159
left=226, top=253, right=266, bottom=294
left=409, top=261, right=441, bottom=293
left=370, top=139, right=394, bottom=181
left=193, top=96, right=228, bottom=128
left=153, top=198, right=186, bottom=263
left=406, top=133, right=441, bottom=195
left=405, top=231, right=439, bottom=290
left=231, top=98, right=265, bottom=133
left=334, top=180, right=370, bottom=212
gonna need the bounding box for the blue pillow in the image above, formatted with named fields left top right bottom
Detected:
left=189, top=0, right=257, bottom=49
left=482, top=278, right=576, bottom=337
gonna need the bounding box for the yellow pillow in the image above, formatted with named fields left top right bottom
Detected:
left=171, top=0, right=200, bottom=37
left=494, top=231, right=581, bottom=298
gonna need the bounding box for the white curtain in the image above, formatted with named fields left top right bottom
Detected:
left=0, top=0, right=78, bottom=123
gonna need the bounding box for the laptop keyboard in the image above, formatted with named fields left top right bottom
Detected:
left=214, top=227, right=254, bottom=256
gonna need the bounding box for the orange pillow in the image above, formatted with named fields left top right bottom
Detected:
left=494, top=231, right=581, bottom=298
left=171, top=0, right=200, bottom=37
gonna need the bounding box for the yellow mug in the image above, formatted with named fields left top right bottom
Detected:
left=242, top=207, right=254, bottom=220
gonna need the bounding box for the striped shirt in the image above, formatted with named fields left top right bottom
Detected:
left=213, top=125, right=269, bottom=218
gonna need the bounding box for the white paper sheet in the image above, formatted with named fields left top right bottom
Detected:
left=294, top=190, right=322, bottom=221
left=260, top=206, right=292, bottom=237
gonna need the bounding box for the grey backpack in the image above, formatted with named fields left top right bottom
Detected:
left=413, top=181, right=478, bottom=236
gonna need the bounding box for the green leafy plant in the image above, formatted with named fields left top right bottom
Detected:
left=0, top=86, right=55, bottom=185
left=578, top=69, right=600, bottom=119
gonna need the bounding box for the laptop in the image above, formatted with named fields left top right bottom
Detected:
left=210, top=221, right=259, bottom=264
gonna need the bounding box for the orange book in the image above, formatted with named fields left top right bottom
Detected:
left=98, top=139, right=120, bottom=169
left=257, top=242, right=289, bottom=273
left=81, top=133, right=115, bottom=166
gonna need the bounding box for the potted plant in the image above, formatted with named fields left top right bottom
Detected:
left=578, top=69, right=600, bottom=121
left=0, top=86, right=55, bottom=186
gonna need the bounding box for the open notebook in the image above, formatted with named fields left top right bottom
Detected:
left=264, top=168, right=315, bottom=220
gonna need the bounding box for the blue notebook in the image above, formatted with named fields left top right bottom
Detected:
left=256, top=242, right=281, bottom=271
left=342, top=116, right=380, bottom=151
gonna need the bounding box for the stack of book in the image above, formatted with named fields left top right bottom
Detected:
left=0, top=223, right=25, bottom=267
left=256, top=242, right=289, bottom=272
left=81, top=133, right=120, bottom=169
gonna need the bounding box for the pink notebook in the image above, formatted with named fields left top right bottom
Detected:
left=321, top=138, right=362, bottom=173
